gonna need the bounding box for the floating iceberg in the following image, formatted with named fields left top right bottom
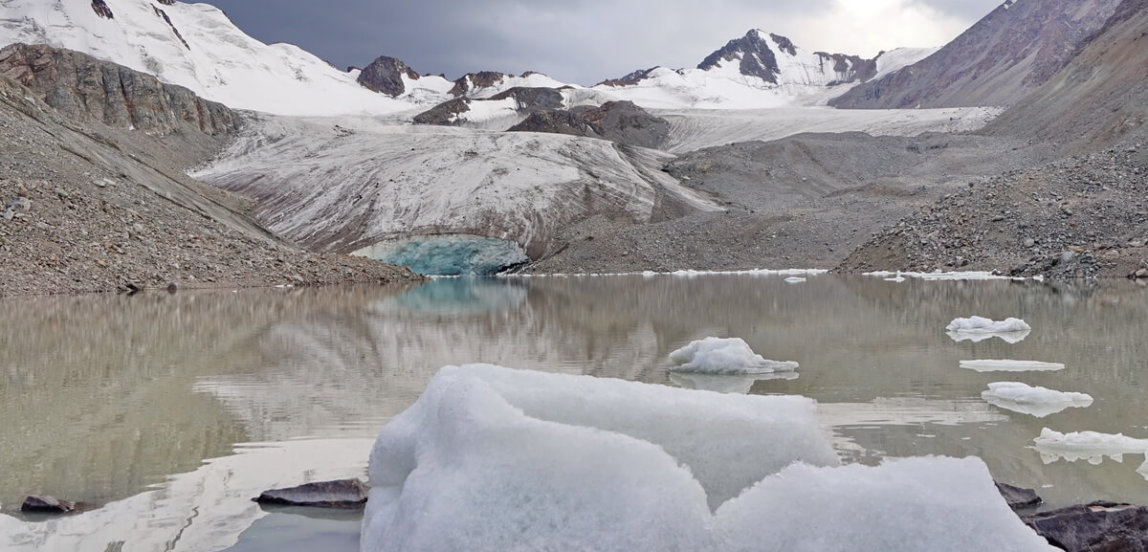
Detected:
left=1033, top=428, right=1148, bottom=465
left=982, top=382, right=1093, bottom=418
left=669, top=371, right=798, bottom=394
left=947, top=316, right=1032, bottom=334
left=784, top=276, right=807, bottom=284
left=668, top=337, right=798, bottom=375
left=960, top=360, right=1066, bottom=373
left=363, top=365, right=1055, bottom=552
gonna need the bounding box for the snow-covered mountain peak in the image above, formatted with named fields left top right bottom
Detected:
left=0, top=0, right=411, bottom=116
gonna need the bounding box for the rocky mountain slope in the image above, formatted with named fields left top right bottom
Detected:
left=0, top=46, right=417, bottom=295
left=830, top=0, right=1123, bottom=109
left=839, top=0, right=1148, bottom=279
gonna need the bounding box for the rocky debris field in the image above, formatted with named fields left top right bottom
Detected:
left=0, top=73, right=418, bottom=296
left=840, top=145, right=1148, bottom=278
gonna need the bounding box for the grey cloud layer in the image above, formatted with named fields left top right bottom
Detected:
left=202, top=0, right=1000, bottom=85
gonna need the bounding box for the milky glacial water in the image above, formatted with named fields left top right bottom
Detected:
left=1, top=275, right=1147, bottom=551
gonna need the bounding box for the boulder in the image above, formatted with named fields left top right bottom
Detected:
left=254, top=478, right=369, bottom=509
left=995, top=481, right=1042, bottom=510
left=21, top=495, right=76, bottom=513
left=1024, top=501, right=1148, bottom=551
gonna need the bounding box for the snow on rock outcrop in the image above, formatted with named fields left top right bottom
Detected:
left=591, top=30, right=931, bottom=109
left=0, top=0, right=410, bottom=115
left=362, top=365, right=1055, bottom=552
left=982, top=382, right=1093, bottom=418
left=668, top=337, right=798, bottom=375
left=946, top=316, right=1031, bottom=334
left=193, top=116, right=721, bottom=258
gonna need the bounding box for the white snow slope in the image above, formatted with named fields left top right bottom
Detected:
left=193, top=115, right=722, bottom=256
left=0, top=0, right=429, bottom=115
left=589, top=32, right=933, bottom=110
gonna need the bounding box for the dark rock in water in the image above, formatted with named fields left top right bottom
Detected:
left=508, top=101, right=670, bottom=149
left=22, top=495, right=76, bottom=513
left=995, top=481, right=1042, bottom=510
left=1132, top=268, right=1148, bottom=279
left=255, top=479, right=369, bottom=509
left=357, top=56, right=419, bottom=97
left=1023, top=501, right=1148, bottom=551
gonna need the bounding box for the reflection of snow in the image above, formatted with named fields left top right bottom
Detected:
left=947, top=330, right=1030, bottom=344
left=668, top=371, right=798, bottom=394
left=0, top=439, right=371, bottom=552
left=959, top=360, right=1065, bottom=372
left=818, top=398, right=1008, bottom=455
left=1034, top=428, right=1148, bottom=466
left=982, top=382, right=1092, bottom=418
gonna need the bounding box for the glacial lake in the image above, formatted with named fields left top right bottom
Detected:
left=2, top=274, right=1148, bottom=551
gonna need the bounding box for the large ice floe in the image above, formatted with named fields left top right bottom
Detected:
left=668, top=337, right=798, bottom=375
left=982, top=382, right=1093, bottom=418
left=363, top=365, right=1054, bottom=552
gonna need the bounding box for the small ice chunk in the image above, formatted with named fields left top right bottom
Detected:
left=668, top=337, right=798, bottom=375
left=784, top=276, right=806, bottom=284
left=717, top=457, right=1057, bottom=552
left=982, top=382, right=1093, bottom=418
left=959, top=360, right=1065, bottom=372
left=946, top=316, right=1032, bottom=334
left=1033, top=428, right=1148, bottom=465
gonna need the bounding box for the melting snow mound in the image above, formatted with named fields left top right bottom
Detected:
left=946, top=316, right=1032, bottom=334
left=982, top=382, right=1093, bottom=417
left=669, top=337, right=798, bottom=374
left=1034, top=428, right=1148, bottom=465
left=363, top=365, right=1055, bottom=552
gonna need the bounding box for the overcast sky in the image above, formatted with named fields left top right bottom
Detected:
left=198, top=0, right=1002, bottom=85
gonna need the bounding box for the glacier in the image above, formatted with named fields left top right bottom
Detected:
left=354, top=235, right=529, bottom=276
left=363, top=365, right=1054, bottom=552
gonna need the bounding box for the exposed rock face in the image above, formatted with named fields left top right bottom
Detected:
left=698, top=30, right=781, bottom=84
left=1024, top=502, right=1148, bottom=551
left=152, top=6, right=190, bottom=50
left=90, top=0, right=114, bottom=19
left=413, top=87, right=562, bottom=126
left=830, top=0, right=1123, bottom=108
left=450, top=70, right=530, bottom=96
left=596, top=67, right=661, bottom=88
left=814, top=52, right=877, bottom=85
left=412, top=97, right=470, bottom=125
left=0, top=43, right=238, bottom=135
left=255, top=479, right=369, bottom=509
left=357, top=55, right=419, bottom=97
left=509, top=101, right=670, bottom=149
left=983, top=0, right=1148, bottom=154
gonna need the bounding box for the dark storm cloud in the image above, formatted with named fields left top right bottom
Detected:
left=198, top=0, right=1002, bottom=85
